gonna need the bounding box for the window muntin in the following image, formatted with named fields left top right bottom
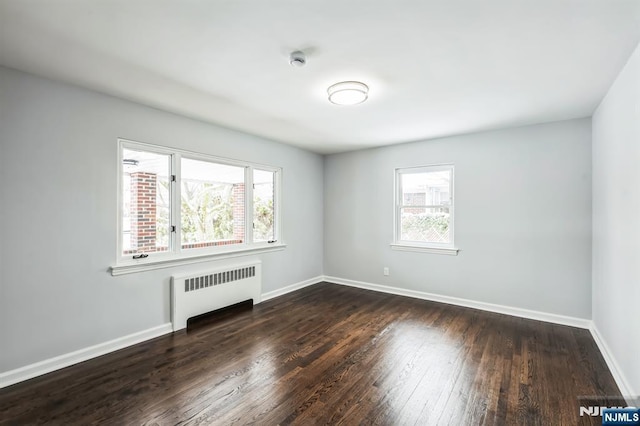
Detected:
left=118, top=140, right=281, bottom=263
left=395, top=165, right=454, bottom=247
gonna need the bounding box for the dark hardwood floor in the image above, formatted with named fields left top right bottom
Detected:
left=0, top=282, right=622, bottom=425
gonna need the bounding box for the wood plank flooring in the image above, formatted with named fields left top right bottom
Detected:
left=0, top=282, right=622, bottom=425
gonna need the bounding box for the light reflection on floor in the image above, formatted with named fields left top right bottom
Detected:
left=379, top=320, right=480, bottom=424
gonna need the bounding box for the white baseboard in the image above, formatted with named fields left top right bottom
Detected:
left=325, top=275, right=636, bottom=404
left=2, top=275, right=621, bottom=397
left=261, top=275, right=324, bottom=302
left=0, top=276, right=324, bottom=390
left=323, top=276, right=592, bottom=329
left=589, top=324, right=636, bottom=403
left=0, top=323, right=173, bottom=389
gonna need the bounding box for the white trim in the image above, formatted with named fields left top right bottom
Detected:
left=0, top=323, right=173, bottom=389
left=116, top=137, right=283, bottom=267
left=390, top=243, right=459, bottom=255
left=261, top=275, right=324, bottom=302
left=590, top=324, right=637, bottom=402
left=0, top=275, right=319, bottom=389
left=117, top=139, right=176, bottom=264
left=118, top=137, right=280, bottom=171
left=172, top=152, right=181, bottom=254
left=323, top=275, right=591, bottom=329
left=110, top=244, right=286, bottom=276
left=3, top=276, right=628, bottom=399
left=252, top=167, right=281, bottom=244
left=326, top=272, right=633, bottom=400
left=245, top=165, right=254, bottom=246
left=394, top=164, right=456, bottom=250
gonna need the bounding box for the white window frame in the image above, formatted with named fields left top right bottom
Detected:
left=252, top=166, right=281, bottom=244
left=112, top=138, right=284, bottom=275
left=391, top=164, right=459, bottom=256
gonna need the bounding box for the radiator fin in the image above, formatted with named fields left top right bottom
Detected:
left=184, top=266, right=256, bottom=293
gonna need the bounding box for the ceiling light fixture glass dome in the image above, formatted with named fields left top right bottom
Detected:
left=327, top=81, right=369, bottom=105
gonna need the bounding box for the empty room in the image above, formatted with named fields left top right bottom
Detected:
left=0, top=1, right=639, bottom=425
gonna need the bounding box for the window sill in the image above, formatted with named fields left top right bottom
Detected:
left=390, top=243, right=459, bottom=256
left=110, top=244, right=287, bottom=276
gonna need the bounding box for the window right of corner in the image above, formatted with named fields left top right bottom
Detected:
left=394, top=164, right=455, bottom=249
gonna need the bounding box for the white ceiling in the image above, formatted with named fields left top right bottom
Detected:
left=1, top=1, right=640, bottom=154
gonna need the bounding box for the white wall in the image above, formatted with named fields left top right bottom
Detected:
left=1, top=60, right=624, bottom=387
left=0, top=66, right=324, bottom=373
left=592, top=41, right=640, bottom=397
left=324, top=119, right=592, bottom=319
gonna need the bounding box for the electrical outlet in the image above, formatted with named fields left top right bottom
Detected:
left=383, top=267, right=389, bottom=276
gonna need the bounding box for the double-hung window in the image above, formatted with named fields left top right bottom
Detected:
left=115, top=139, right=281, bottom=271
left=393, top=164, right=458, bottom=255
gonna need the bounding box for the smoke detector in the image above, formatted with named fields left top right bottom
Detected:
left=289, top=51, right=306, bottom=67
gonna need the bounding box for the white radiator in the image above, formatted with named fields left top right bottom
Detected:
left=171, top=261, right=262, bottom=331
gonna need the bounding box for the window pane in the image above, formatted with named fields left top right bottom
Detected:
left=401, top=171, right=451, bottom=206
left=122, top=148, right=171, bottom=256
left=400, top=207, right=451, bottom=243
left=180, top=158, right=245, bottom=249
left=253, top=169, right=275, bottom=242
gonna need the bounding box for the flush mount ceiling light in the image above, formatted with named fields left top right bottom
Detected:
left=327, top=81, right=369, bottom=105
